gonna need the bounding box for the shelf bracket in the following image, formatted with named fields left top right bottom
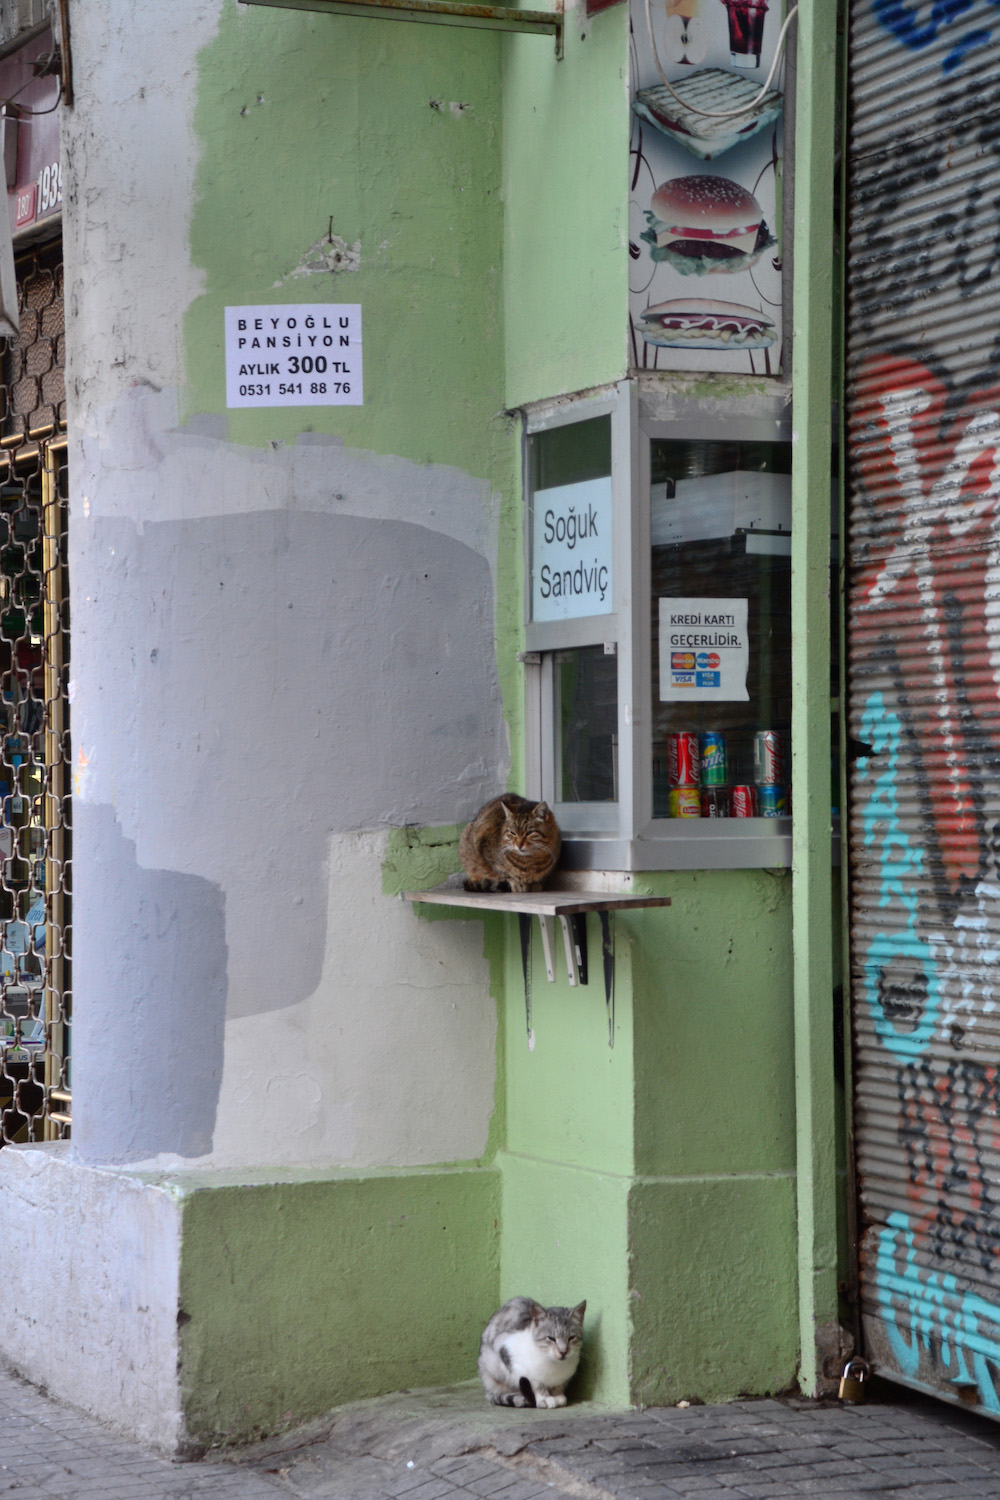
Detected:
left=559, top=915, right=579, bottom=986
left=538, top=914, right=556, bottom=982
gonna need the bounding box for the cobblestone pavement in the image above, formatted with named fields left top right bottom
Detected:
left=5, top=1364, right=1000, bottom=1500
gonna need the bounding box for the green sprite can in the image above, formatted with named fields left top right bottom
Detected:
left=699, top=732, right=728, bottom=786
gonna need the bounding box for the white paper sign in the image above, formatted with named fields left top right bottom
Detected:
left=531, top=477, right=614, bottom=622
left=225, top=304, right=362, bottom=407
left=659, top=597, right=749, bottom=701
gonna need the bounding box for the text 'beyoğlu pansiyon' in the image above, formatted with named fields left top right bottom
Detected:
left=224, top=304, right=363, bottom=408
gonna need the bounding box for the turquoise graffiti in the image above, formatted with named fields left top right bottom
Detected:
left=873, top=0, right=998, bottom=72
left=877, top=1211, right=1000, bottom=1411
left=858, top=692, right=941, bottom=1058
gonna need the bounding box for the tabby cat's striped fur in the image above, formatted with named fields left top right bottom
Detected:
left=459, top=794, right=561, bottom=894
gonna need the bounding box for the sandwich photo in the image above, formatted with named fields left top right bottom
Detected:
left=636, top=296, right=776, bottom=349
left=640, top=173, right=776, bottom=275
left=632, top=67, right=783, bottom=161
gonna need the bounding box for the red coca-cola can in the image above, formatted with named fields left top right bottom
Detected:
left=729, top=784, right=757, bottom=817
left=753, top=730, right=784, bottom=785
left=667, top=732, right=700, bottom=788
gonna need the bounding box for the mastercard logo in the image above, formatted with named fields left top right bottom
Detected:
left=671, top=652, right=696, bottom=670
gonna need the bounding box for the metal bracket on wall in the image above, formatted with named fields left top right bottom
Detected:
left=402, top=884, right=670, bottom=989
left=404, top=886, right=668, bottom=1049
left=240, top=0, right=564, bottom=57
left=535, top=912, right=587, bottom=984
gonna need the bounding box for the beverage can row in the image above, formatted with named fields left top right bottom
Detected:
left=667, top=729, right=786, bottom=789
left=732, top=784, right=789, bottom=816
left=667, top=783, right=789, bottom=818
left=667, top=731, right=729, bottom=788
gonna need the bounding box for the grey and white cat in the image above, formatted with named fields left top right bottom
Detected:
left=478, top=1296, right=586, bottom=1408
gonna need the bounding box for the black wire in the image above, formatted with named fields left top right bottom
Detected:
left=10, top=86, right=63, bottom=118
left=1, top=43, right=63, bottom=116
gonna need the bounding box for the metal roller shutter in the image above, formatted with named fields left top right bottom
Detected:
left=845, top=1, right=1000, bottom=1416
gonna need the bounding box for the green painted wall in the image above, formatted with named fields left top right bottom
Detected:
left=177, top=1168, right=500, bottom=1447
left=177, top=10, right=518, bottom=1441
left=624, top=871, right=800, bottom=1403
left=173, top=0, right=841, bottom=1434
left=188, top=7, right=511, bottom=485
left=628, top=1174, right=799, bottom=1404
left=187, top=2, right=530, bottom=861
left=494, top=871, right=801, bottom=1407
left=628, top=872, right=795, bottom=1181
left=504, top=916, right=633, bottom=1174
left=501, top=1154, right=631, bottom=1403
left=502, top=12, right=630, bottom=407
left=494, top=0, right=638, bottom=1410
left=495, top=904, right=634, bottom=1405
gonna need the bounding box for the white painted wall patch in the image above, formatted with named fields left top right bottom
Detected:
left=225, top=303, right=363, bottom=407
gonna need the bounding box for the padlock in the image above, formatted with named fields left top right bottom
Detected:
left=838, top=1356, right=870, bottom=1402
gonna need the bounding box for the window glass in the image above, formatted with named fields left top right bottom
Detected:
left=651, top=439, right=792, bottom=820
left=529, top=415, right=611, bottom=492
left=555, top=646, right=618, bottom=804
left=529, top=417, right=614, bottom=625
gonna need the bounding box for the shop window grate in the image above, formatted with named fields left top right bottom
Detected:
left=0, top=241, right=70, bottom=1144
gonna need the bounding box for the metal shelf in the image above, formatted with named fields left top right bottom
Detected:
left=240, top=0, right=564, bottom=54
left=403, top=883, right=670, bottom=986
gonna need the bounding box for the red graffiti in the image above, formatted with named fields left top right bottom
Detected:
left=850, top=355, right=1000, bottom=890
left=896, top=1058, right=1000, bottom=1266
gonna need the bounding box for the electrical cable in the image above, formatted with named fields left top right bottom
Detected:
left=1, top=43, right=63, bottom=117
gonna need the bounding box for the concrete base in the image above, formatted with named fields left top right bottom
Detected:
left=628, top=1173, right=800, bottom=1406
left=0, top=1144, right=500, bottom=1452
left=0, top=1144, right=185, bottom=1452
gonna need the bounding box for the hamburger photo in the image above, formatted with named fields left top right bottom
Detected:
left=636, top=297, right=776, bottom=350
left=641, top=173, right=776, bottom=275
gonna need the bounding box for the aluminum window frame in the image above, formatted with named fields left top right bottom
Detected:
left=522, top=376, right=795, bottom=871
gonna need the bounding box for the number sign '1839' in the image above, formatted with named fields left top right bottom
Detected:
left=224, top=304, right=363, bottom=408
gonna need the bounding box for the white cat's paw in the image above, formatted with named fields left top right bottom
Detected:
left=535, top=1394, right=566, bottom=1408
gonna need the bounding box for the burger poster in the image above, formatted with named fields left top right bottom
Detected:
left=629, top=0, right=786, bottom=373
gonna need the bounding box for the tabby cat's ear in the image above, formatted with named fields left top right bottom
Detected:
left=535, top=802, right=550, bottom=817
left=574, top=1300, right=587, bottom=1319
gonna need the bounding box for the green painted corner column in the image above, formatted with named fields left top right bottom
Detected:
left=790, top=0, right=841, bottom=1396
left=498, top=913, right=635, bottom=1407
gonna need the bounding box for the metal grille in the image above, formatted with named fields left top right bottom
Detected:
left=4, top=245, right=65, bottom=443
left=0, top=240, right=70, bottom=1144
left=845, top=4, right=1000, bottom=1415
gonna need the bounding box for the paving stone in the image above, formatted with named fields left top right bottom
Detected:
left=385, top=1469, right=452, bottom=1496
left=613, top=1486, right=691, bottom=1500
left=10, top=1366, right=1000, bottom=1500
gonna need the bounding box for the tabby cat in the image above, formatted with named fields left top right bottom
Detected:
left=459, top=794, right=561, bottom=893
left=478, top=1296, right=586, bottom=1408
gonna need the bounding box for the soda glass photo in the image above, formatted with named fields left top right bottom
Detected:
left=719, top=0, right=768, bottom=68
